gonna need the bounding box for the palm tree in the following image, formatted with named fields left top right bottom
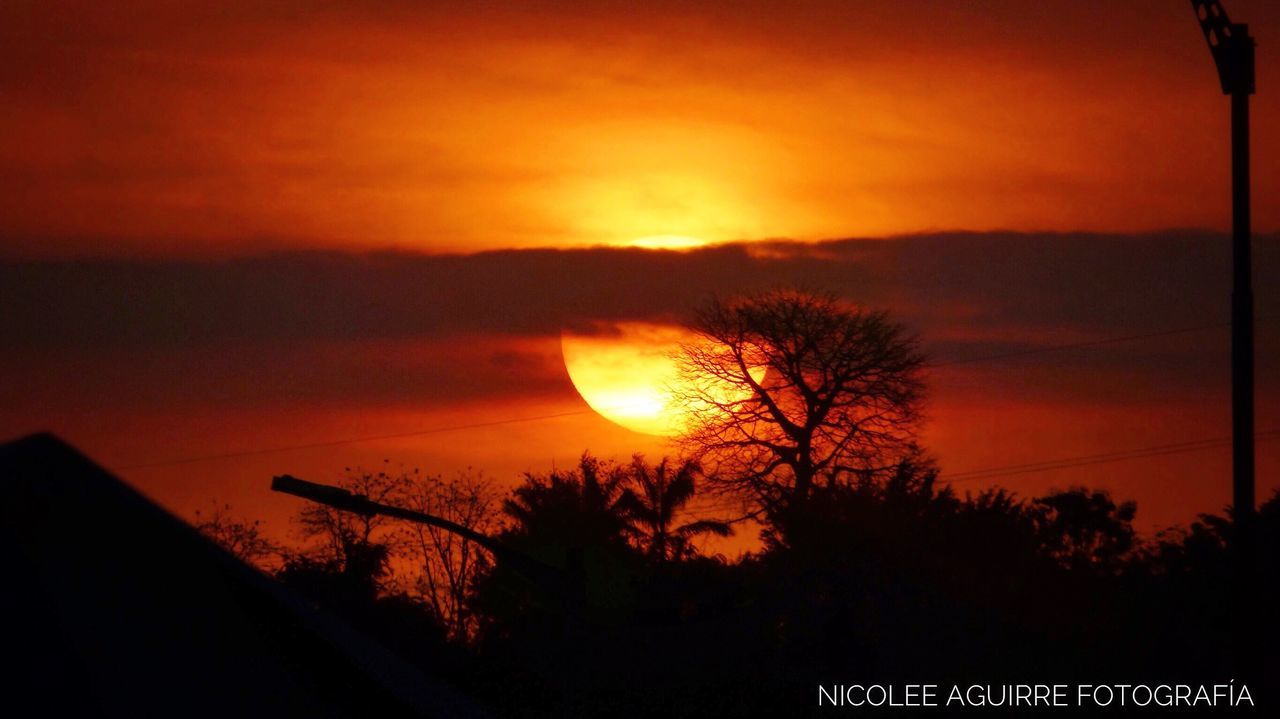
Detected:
left=617, top=456, right=732, bottom=562
left=501, top=453, right=634, bottom=552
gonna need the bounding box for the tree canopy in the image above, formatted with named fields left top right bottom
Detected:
left=673, top=288, right=926, bottom=513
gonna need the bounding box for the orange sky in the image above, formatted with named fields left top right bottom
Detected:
left=3, top=235, right=1277, bottom=545
left=2, top=1, right=1278, bottom=257
left=2, top=2, right=1278, bottom=548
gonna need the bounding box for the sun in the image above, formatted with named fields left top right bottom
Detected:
left=560, top=322, right=762, bottom=436
left=561, top=323, right=690, bottom=436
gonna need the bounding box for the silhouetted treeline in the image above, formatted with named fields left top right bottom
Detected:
left=201, top=454, right=1279, bottom=717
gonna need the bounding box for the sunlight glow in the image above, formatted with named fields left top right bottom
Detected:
left=628, top=235, right=709, bottom=250
left=560, top=322, right=762, bottom=437
left=561, top=323, right=690, bottom=436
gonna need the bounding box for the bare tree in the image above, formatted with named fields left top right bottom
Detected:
left=672, top=288, right=925, bottom=513
left=291, top=464, right=414, bottom=595
left=279, top=464, right=504, bottom=638
left=402, top=469, right=505, bottom=642
left=194, top=503, right=283, bottom=570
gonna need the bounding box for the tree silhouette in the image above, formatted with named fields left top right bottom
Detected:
left=402, top=469, right=505, bottom=642
left=471, top=454, right=639, bottom=634
left=501, top=453, right=634, bottom=554
left=213, top=451, right=1280, bottom=716
left=672, top=288, right=925, bottom=514
left=616, top=455, right=731, bottom=562
left=276, top=468, right=410, bottom=610
left=289, top=465, right=413, bottom=597
left=193, top=502, right=282, bottom=570
left=1034, top=487, right=1137, bottom=573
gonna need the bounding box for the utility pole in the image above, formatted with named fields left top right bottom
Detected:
left=1189, top=0, right=1255, bottom=679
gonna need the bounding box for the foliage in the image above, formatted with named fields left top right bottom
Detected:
left=206, top=452, right=1280, bottom=718
left=616, top=455, right=732, bottom=562
left=185, top=284, right=1280, bottom=716
left=501, top=453, right=633, bottom=554
left=1033, top=486, right=1137, bottom=573
left=470, top=454, right=639, bottom=643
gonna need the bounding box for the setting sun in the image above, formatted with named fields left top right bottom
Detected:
left=560, top=323, right=692, bottom=436
left=560, top=322, right=766, bottom=436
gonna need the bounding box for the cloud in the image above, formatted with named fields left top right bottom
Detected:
left=1, top=335, right=570, bottom=415
left=3, top=231, right=1275, bottom=349
left=1, top=230, right=1275, bottom=416
left=4, top=231, right=1276, bottom=536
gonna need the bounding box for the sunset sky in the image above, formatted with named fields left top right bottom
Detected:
left=2, top=1, right=1278, bottom=544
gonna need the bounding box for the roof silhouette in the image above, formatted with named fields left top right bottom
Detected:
left=0, top=433, right=487, bottom=718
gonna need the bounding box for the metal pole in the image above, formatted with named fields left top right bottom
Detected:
left=271, top=474, right=589, bottom=715
left=1189, top=11, right=1256, bottom=537
left=270, top=474, right=569, bottom=592
left=1230, top=88, right=1254, bottom=529
left=1229, top=86, right=1256, bottom=681
left=1192, top=1, right=1257, bottom=678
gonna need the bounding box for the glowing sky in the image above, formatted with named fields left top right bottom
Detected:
left=2, top=1, right=1278, bottom=257
left=2, top=1, right=1278, bottom=545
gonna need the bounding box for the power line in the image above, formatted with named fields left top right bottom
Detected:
left=941, top=429, right=1280, bottom=485
left=679, top=429, right=1280, bottom=523
left=944, top=434, right=1237, bottom=480
left=116, top=408, right=597, bottom=471
left=924, top=320, right=1235, bottom=368
left=117, top=318, right=1273, bottom=472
